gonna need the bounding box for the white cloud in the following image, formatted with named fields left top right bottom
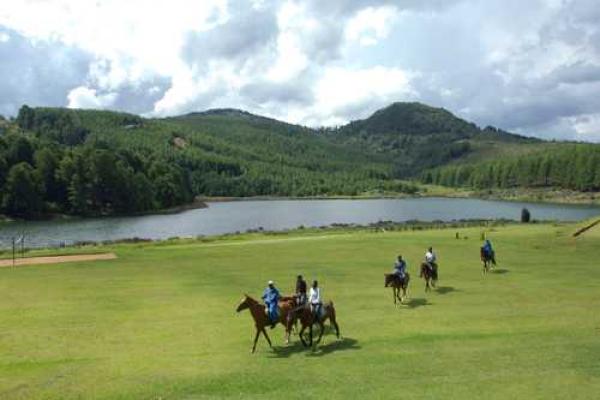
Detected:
left=1, top=0, right=600, bottom=141
left=572, top=113, right=600, bottom=142
left=67, top=86, right=117, bottom=109
left=345, top=6, right=398, bottom=46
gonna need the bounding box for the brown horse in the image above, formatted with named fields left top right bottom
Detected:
left=286, top=302, right=340, bottom=347
left=236, top=294, right=296, bottom=353
left=480, top=248, right=496, bottom=274
left=420, top=262, right=437, bottom=292
left=384, top=272, right=410, bottom=304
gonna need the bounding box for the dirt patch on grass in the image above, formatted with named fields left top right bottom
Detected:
left=0, top=253, right=117, bottom=268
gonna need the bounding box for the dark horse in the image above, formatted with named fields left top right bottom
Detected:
left=480, top=248, right=496, bottom=274
left=286, top=302, right=340, bottom=347
left=384, top=272, right=410, bottom=304
left=420, top=262, right=438, bottom=292
left=236, top=294, right=296, bottom=353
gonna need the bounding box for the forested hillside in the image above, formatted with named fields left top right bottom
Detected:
left=324, top=102, right=539, bottom=177
left=424, top=144, right=600, bottom=191
left=0, top=105, right=412, bottom=218
left=1, top=102, right=598, bottom=219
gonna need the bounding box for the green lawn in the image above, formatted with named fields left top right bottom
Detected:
left=1, top=223, right=599, bottom=399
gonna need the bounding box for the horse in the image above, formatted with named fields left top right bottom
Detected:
left=384, top=272, right=410, bottom=304
left=420, top=262, right=437, bottom=292
left=481, top=248, right=493, bottom=273
left=236, top=294, right=296, bottom=353
left=286, top=301, right=340, bottom=347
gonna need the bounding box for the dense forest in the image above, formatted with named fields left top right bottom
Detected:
left=0, top=106, right=414, bottom=218
left=1, top=102, right=599, bottom=219
left=423, top=144, right=600, bottom=191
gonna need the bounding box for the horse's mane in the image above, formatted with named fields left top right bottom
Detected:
left=244, top=294, right=259, bottom=305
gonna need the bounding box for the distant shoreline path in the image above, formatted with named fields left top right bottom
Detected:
left=0, top=253, right=117, bottom=267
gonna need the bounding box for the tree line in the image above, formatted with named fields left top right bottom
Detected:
left=422, top=144, right=600, bottom=191
left=0, top=106, right=416, bottom=218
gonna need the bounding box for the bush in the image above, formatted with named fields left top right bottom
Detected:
left=521, top=208, right=531, bottom=223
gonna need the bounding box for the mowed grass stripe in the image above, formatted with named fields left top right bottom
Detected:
left=0, top=223, right=598, bottom=399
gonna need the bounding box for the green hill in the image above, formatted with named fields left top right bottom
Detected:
left=327, top=102, right=539, bottom=176
left=1, top=102, right=598, bottom=218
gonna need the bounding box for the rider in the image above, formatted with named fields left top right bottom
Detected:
left=393, top=255, right=407, bottom=280
left=262, top=280, right=280, bottom=328
left=295, top=275, right=307, bottom=306
left=309, top=280, right=322, bottom=322
left=482, top=239, right=496, bottom=265
left=425, top=247, right=438, bottom=279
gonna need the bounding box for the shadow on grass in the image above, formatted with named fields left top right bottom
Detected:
left=270, top=334, right=360, bottom=358
left=306, top=337, right=360, bottom=357
left=269, top=341, right=307, bottom=358
left=435, top=286, right=457, bottom=295
left=406, top=298, right=429, bottom=308
left=492, top=268, right=509, bottom=274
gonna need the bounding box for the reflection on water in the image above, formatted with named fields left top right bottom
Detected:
left=0, top=197, right=598, bottom=248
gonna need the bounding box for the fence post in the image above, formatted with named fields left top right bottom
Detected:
left=12, top=237, right=15, bottom=268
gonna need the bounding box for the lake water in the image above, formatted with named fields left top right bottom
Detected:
left=0, top=197, right=598, bottom=249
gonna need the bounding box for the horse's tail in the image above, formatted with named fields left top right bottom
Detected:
left=328, top=300, right=336, bottom=321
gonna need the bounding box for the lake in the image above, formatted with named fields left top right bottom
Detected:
left=0, top=197, right=598, bottom=249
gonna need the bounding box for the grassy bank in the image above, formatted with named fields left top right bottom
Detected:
left=200, top=184, right=600, bottom=206
left=0, top=223, right=599, bottom=399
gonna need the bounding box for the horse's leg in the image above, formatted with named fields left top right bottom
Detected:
left=330, top=315, right=340, bottom=339
left=261, top=328, right=273, bottom=348
left=316, top=321, right=325, bottom=344
left=284, top=321, right=290, bottom=345
left=251, top=328, right=260, bottom=353
left=308, top=323, right=313, bottom=347
left=299, top=324, right=308, bottom=347
left=393, top=287, right=397, bottom=305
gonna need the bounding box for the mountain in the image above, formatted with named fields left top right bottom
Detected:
left=327, top=102, right=540, bottom=177
left=1, top=102, right=598, bottom=218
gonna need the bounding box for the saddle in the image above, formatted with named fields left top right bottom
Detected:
left=392, top=274, right=406, bottom=285
left=311, top=303, right=325, bottom=322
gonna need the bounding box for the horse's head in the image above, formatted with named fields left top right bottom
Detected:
left=236, top=294, right=252, bottom=313
left=384, top=274, right=392, bottom=287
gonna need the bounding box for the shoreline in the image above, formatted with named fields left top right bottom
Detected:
left=0, top=218, right=519, bottom=256
left=199, top=189, right=600, bottom=208
left=0, top=198, right=209, bottom=225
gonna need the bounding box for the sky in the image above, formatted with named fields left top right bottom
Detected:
left=1, top=0, right=600, bottom=141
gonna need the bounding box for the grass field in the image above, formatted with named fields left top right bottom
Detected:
left=1, top=223, right=599, bottom=399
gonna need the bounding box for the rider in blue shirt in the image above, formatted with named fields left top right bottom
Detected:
left=394, top=255, right=407, bottom=279
left=482, top=240, right=496, bottom=265
left=262, top=280, right=280, bottom=328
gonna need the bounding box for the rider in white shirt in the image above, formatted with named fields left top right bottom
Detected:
left=309, top=280, right=322, bottom=320
left=425, top=248, right=436, bottom=264
left=425, top=247, right=438, bottom=279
